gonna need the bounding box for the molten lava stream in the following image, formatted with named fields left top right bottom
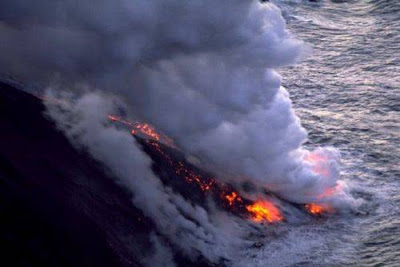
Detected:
left=108, top=115, right=174, bottom=147
left=146, top=137, right=284, bottom=223
left=246, top=200, right=283, bottom=223
left=109, top=113, right=289, bottom=223
left=42, top=98, right=321, bottom=222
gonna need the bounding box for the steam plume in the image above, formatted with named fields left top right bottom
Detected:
left=0, top=0, right=352, bottom=205
left=45, top=93, right=248, bottom=263
left=1, top=0, right=355, bottom=263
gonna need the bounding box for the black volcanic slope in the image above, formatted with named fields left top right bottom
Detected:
left=0, top=81, right=157, bottom=266
left=0, top=81, right=224, bottom=266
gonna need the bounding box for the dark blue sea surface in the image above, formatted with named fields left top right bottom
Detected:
left=277, top=0, right=400, bottom=265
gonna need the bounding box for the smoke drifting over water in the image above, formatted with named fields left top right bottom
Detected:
left=1, top=0, right=356, bottom=264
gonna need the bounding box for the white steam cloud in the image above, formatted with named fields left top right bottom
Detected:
left=0, top=0, right=351, bottom=205
left=45, top=92, right=250, bottom=263
left=1, top=0, right=355, bottom=263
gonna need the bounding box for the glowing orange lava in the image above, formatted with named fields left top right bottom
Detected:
left=107, top=115, right=174, bottom=146
left=305, top=203, right=324, bottom=215
left=135, top=123, right=161, bottom=141
left=305, top=203, right=333, bottom=215
left=146, top=135, right=285, bottom=223
left=109, top=113, right=329, bottom=221
left=40, top=95, right=320, bottom=223
left=225, top=192, right=242, bottom=206
left=104, top=111, right=290, bottom=223
left=246, top=200, right=283, bottom=223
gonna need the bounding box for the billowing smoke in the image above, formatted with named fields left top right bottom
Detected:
left=1, top=0, right=355, bottom=262
left=45, top=92, right=249, bottom=263
left=0, top=0, right=352, bottom=205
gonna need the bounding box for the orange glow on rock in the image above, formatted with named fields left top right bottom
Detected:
left=225, top=191, right=242, bottom=206
left=107, top=111, right=333, bottom=222
left=246, top=200, right=283, bottom=223
left=107, top=114, right=175, bottom=146
left=305, top=203, right=333, bottom=215
left=41, top=96, right=335, bottom=223
left=305, top=203, right=324, bottom=215
left=135, top=123, right=161, bottom=141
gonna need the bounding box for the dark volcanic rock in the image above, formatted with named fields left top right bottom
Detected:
left=0, top=82, right=156, bottom=266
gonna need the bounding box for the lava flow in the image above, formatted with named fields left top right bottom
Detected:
left=305, top=203, right=324, bottom=215
left=225, top=192, right=242, bottom=206
left=246, top=201, right=283, bottom=223
left=302, top=185, right=340, bottom=215
left=108, top=113, right=336, bottom=219
left=107, top=114, right=334, bottom=221
left=108, top=115, right=174, bottom=146
left=305, top=203, right=334, bottom=215
left=144, top=140, right=282, bottom=223
left=39, top=89, right=332, bottom=225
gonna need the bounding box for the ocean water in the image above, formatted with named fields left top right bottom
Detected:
left=276, top=0, right=400, bottom=265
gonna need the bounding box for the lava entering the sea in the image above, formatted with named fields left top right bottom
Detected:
left=246, top=200, right=283, bottom=223
left=40, top=95, right=333, bottom=222
left=108, top=114, right=339, bottom=220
